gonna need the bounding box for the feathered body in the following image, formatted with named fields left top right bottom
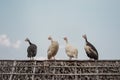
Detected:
left=25, top=38, right=37, bottom=60
left=83, top=35, right=98, bottom=60
left=27, top=44, right=37, bottom=58
left=47, top=36, right=59, bottom=60
left=64, top=37, right=78, bottom=60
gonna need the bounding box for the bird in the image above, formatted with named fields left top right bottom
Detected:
left=25, top=38, right=37, bottom=60
left=82, top=34, right=98, bottom=60
left=47, top=36, right=59, bottom=60
left=64, top=37, right=78, bottom=60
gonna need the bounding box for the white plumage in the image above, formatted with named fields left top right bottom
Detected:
left=64, top=37, right=78, bottom=60
left=47, top=36, right=59, bottom=60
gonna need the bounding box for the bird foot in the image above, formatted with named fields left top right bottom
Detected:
left=30, top=57, right=34, bottom=60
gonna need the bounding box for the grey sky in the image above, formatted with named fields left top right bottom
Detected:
left=0, top=0, right=120, bottom=60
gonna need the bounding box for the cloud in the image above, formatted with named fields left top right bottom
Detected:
left=0, top=34, right=21, bottom=49
left=0, top=34, right=11, bottom=47
left=12, top=40, right=21, bottom=49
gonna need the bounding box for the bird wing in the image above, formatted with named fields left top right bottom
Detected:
left=89, top=47, right=98, bottom=56
left=47, top=46, right=52, bottom=59
left=27, top=44, right=37, bottom=57
left=85, top=45, right=98, bottom=57
left=47, top=45, right=52, bottom=54
left=65, top=44, right=78, bottom=58
left=47, top=41, right=59, bottom=59
left=87, top=42, right=98, bottom=54
left=74, top=48, right=78, bottom=58
left=32, top=44, right=37, bottom=52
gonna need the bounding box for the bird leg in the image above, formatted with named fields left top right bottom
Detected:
left=29, top=57, right=32, bottom=60
left=53, top=57, right=56, bottom=60
left=32, top=57, right=34, bottom=60
left=29, top=57, right=34, bottom=60
left=69, top=57, right=72, bottom=60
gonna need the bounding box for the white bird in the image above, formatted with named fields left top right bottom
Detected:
left=64, top=37, right=78, bottom=60
left=47, top=36, right=59, bottom=60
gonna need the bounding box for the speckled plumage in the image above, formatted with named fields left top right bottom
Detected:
left=83, top=35, right=98, bottom=60
left=25, top=38, right=37, bottom=60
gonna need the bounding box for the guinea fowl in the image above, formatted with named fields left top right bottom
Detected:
left=64, top=37, right=78, bottom=60
left=47, top=36, right=59, bottom=60
left=82, top=34, right=98, bottom=60
left=25, top=38, right=37, bottom=60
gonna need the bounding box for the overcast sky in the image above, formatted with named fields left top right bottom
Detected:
left=0, top=0, right=120, bottom=60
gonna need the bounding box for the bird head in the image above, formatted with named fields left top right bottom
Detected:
left=48, top=36, right=52, bottom=40
left=82, top=34, right=87, bottom=40
left=25, top=38, right=30, bottom=42
left=63, top=37, right=68, bottom=41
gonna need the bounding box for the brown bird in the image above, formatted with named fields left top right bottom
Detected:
left=82, top=34, right=98, bottom=60
left=47, top=36, right=59, bottom=60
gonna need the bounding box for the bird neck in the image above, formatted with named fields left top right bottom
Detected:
left=65, top=40, right=68, bottom=44
left=85, top=38, right=88, bottom=44
left=50, top=39, right=53, bottom=43
left=28, top=40, right=32, bottom=45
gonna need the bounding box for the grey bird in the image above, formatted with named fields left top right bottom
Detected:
left=25, top=38, right=37, bottom=60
